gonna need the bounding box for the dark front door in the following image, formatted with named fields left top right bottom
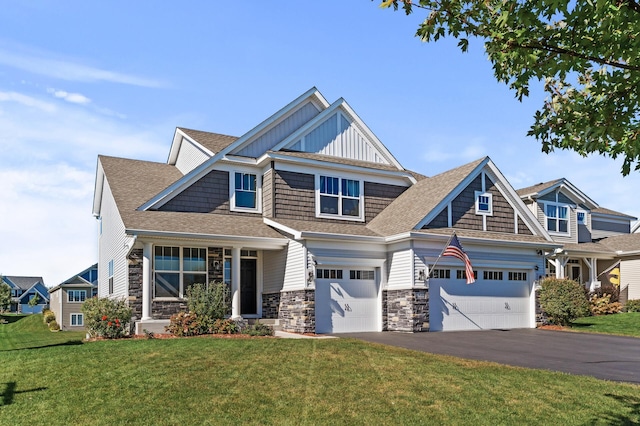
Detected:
left=240, top=258, right=257, bottom=315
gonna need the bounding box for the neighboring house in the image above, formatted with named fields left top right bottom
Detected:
left=517, top=179, right=639, bottom=301
left=3, top=276, right=49, bottom=314
left=49, top=264, right=98, bottom=330
left=93, top=87, right=636, bottom=335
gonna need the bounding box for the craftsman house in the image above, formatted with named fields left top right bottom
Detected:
left=3, top=276, right=49, bottom=314
left=92, top=88, right=636, bottom=334
left=517, top=179, right=639, bottom=302
left=48, top=264, right=98, bottom=330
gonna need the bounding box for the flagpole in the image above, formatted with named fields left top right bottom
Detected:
left=425, top=231, right=457, bottom=282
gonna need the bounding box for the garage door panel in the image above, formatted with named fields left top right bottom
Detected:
left=430, top=275, right=532, bottom=332
left=316, top=274, right=380, bottom=334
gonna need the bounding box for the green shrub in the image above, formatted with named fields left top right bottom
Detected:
left=49, top=320, right=60, bottom=331
left=624, top=299, right=640, bottom=313
left=43, top=310, right=56, bottom=324
left=538, top=278, right=590, bottom=326
left=244, top=322, right=274, bottom=336
left=165, top=312, right=203, bottom=337
left=82, top=297, right=132, bottom=339
left=187, top=281, right=231, bottom=322
left=589, top=292, right=622, bottom=315
left=213, top=318, right=239, bottom=334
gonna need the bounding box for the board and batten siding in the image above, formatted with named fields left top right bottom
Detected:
left=174, top=137, right=211, bottom=175
left=235, top=102, right=320, bottom=158
left=289, top=112, right=389, bottom=164
left=282, top=239, right=307, bottom=291
left=98, top=178, right=129, bottom=299
left=263, top=248, right=287, bottom=293
left=621, top=257, right=640, bottom=300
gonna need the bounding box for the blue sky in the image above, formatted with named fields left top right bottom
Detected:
left=1, top=1, right=638, bottom=285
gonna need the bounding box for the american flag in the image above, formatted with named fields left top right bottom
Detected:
left=443, top=234, right=475, bottom=284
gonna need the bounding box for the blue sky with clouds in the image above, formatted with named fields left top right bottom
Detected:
left=1, top=1, right=638, bottom=285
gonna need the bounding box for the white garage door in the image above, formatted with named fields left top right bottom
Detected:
left=315, top=268, right=380, bottom=333
left=429, top=269, right=532, bottom=331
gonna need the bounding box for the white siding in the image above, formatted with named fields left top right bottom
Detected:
left=387, top=248, right=413, bottom=290
left=621, top=257, right=640, bottom=300
left=97, top=178, right=129, bottom=299
left=282, top=239, right=306, bottom=291
left=175, top=137, right=211, bottom=174
left=236, top=102, right=320, bottom=157
left=263, top=248, right=286, bottom=293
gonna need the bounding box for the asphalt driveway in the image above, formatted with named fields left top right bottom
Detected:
left=339, top=329, right=640, bottom=384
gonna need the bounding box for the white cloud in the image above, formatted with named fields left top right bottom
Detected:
left=0, top=41, right=165, bottom=88
left=0, top=88, right=169, bottom=285
left=47, top=88, right=91, bottom=105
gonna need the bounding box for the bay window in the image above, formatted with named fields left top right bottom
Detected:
left=545, top=203, right=569, bottom=233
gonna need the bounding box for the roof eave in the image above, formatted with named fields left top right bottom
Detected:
left=127, top=229, right=288, bottom=249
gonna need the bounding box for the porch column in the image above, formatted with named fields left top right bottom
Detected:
left=555, top=257, right=569, bottom=279
left=142, top=242, right=153, bottom=321
left=231, top=247, right=241, bottom=319
left=585, top=258, right=599, bottom=291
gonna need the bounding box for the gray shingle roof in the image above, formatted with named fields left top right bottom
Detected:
left=516, top=179, right=563, bottom=197
left=179, top=128, right=238, bottom=154
left=599, top=233, right=640, bottom=253
left=366, top=158, right=486, bottom=237
left=271, top=150, right=405, bottom=172
left=591, top=207, right=637, bottom=220
left=4, top=276, right=44, bottom=290
left=99, top=155, right=285, bottom=240
left=267, top=218, right=383, bottom=238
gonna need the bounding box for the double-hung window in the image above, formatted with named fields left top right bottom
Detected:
left=71, top=313, right=84, bottom=326
left=231, top=172, right=259, bottom=211
left=68, top=290, right=86, bottom=303
left=154, top=246, right=207, bottom=299
left=545, top=203, right=569, bottom=233
left=317, top=175, right=362, bottom=220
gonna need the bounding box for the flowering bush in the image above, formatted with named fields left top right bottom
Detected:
left=165, top=312, right=204, bottom=337
left=82, top=297, right=132, bottom=339
left=213, top=318, right=239, bottom=334
left=43, top=309, right=56, bottom=325
left=589, top=292, right=622, bottom=315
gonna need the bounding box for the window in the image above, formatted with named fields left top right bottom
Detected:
left=71, top=313, right=84, bottom=326
left=508, top=272, right=528, bottom=281
left=475, top=191, right=493, bottom=215
left=432, top=269, right=450, bottom=279
left=483, top=271, right=503, bottom=280
left=317, top=175, right=362, bottom=220
left=108, top=260, right=114, bottom=294
left=68, top=290, right=86, bottom=303
left=349, top=270, right=374, bottom=280
left=456, top=270, right=478, bottom=280
left=316, top=269, right=343, bottom=279
left=231, top=172, right=259, bottom=211
left=545, top=203, right=569, bottom=233
left=154, top=246, right=208, bottom=299
left=577, top=211, right=586, bottom=225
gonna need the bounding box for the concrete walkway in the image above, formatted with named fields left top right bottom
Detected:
left=338, top=329, right=640, bottom=384
left=275, top=330, right=336, bottom=339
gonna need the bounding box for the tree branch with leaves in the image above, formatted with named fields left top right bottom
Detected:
left=379, top=0, right=640, bottom=175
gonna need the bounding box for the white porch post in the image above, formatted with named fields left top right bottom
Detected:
left=142, top=242, right=153, bottom=321
left=555, top=257, right=569, bottom=279
left=585, top=257, right=599, bottom=291
left=231, top=247, right=241, bottom=319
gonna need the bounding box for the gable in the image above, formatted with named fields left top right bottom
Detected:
left=284, top=110, right=390, bottom=165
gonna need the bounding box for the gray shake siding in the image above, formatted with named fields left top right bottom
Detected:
left=486, top=177, right=516, bottom=233
left=273, top=169, right=408, bottom=224
left=424, top=208, right=449, bottom=228
left=451, top=175, right=483, bottom=230
left=263, top=168, right=274, bottom=218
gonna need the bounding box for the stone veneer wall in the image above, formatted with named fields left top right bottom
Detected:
left=262, top=292, right=280, bottom=319
left=279, top=289, right=315, bottom=333
left=128, top=249, right=143, bottom=323
left=385, top=289, right=429, bottom=332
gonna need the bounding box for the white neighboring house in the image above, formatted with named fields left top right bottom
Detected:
left=93, top=87, right=637, bottom=335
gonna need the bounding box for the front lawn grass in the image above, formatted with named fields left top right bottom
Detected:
left=571, top=312, right=640, bottom=337
left=0, top=335, right=638, bottom=425
left=0, top=313, right=84, bottom=351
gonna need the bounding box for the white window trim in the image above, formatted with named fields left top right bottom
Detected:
left=229, top=170, right=262, bottom=213
left=67, top=290, right=87, bottom=303
left=543, top=201, right=571, bottom=236
left=153, top=246, right=208, bottom=300
left=315, top=175, right=364, bottom=222
left=576, top=209, right=588, bottom=225
left=70, top=313, right=84, bottom=327
left=474, top=191, right=493, bottom=216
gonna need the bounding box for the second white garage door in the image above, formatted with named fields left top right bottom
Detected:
left=315, top=268, right=380, bottom=334
left=429, top=270, right=533, bottom=331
